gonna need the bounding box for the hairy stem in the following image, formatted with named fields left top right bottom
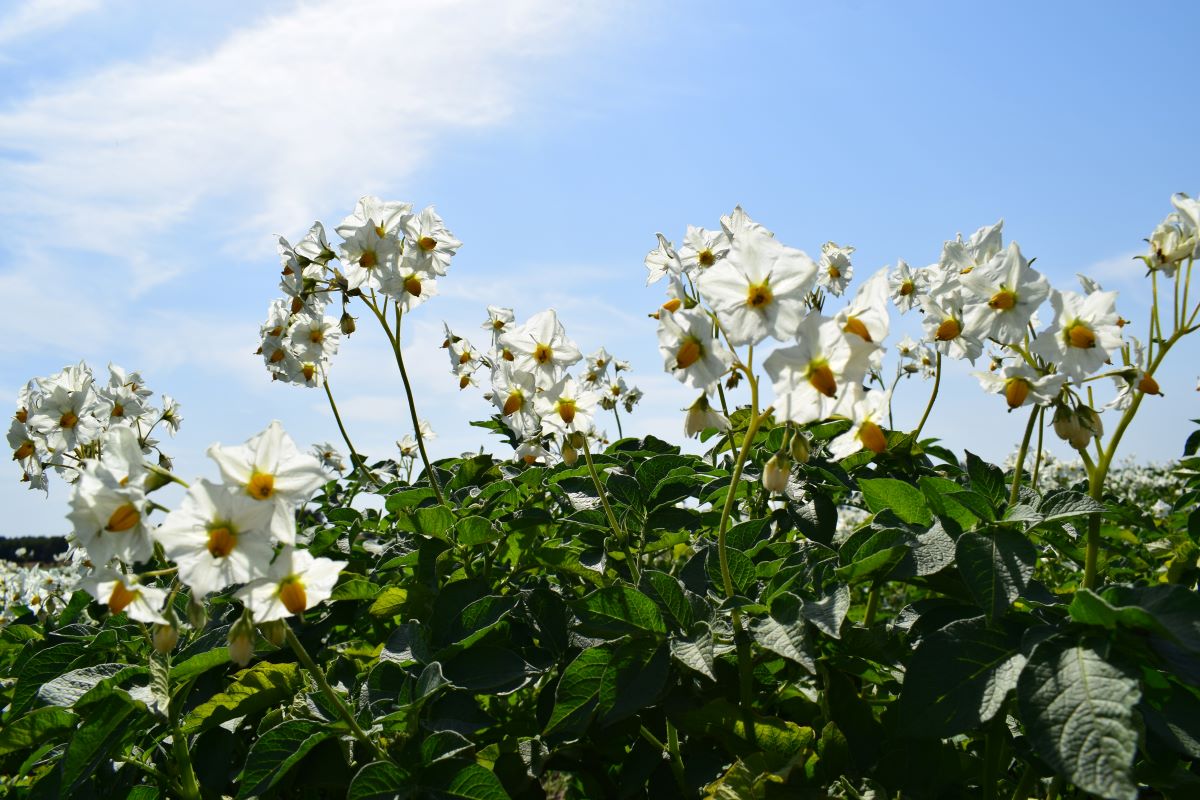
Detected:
left=286, top=627, right=383, bottom=763
left=322, top=377, right=376, bottom=487
left=913, top=352, right=942, bottom=441
left=582, top=438, right=639, bottom=582
left=1008, top=403, right=1041, bottom=507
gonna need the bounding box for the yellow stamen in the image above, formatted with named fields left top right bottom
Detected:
left=675, top=339, right=701, bottom=370
left=807, top=363, right=837, bottom=398
left=502, top=349, right=515, bottom=362
left=418, top=236, right=437, bottom=252
left=746, top=282, right=773, bottom=308
left=899, top=280, right=914, bottom=296
left=206, top=526, right=237, bottom=558
left=935, top=318, right=961, bottom=341
left=108, top=582, right=138, bottom=615
left=105, top=503, right=140, bottom=533
left=269, top=349, right=286, bottom=364
left=60, top=411, right=79, bottom=429
left=843, top=317, right=872, bottom=342
left=557, top=399, right=577, bottom=424
left=278, top=577, right=307, bottom=615
left=15, top=409, right=27, bottom=423
left=375, top=223, right=386, bottom=238
left=459, top=375, right=470, bottom=390
left=493, top=319, right=506, bottom=330
left=1005, top=379, right=1030, bottom=409
left=111, top=403, right=125, bottom=418
left=301, top=364, right=316, bottom=382
left=828, top=265, right=841, bottom=280
left=533, top=343, right=553, bottom=365
left=14, top=441, right=34, bottom=461
left=858, top=420, right=887, bottom=454
left=661, top=298, right=682, bottom=313
left=404, top=275, right=422, bottom=297
left=359, top=250, right=378, bottom=270
left=698, top=250, right=715, bottom=267
left=308, top=328, right=324, bottom=344
left=988, top=289, right=1017, bottom=311
left=291, top=297, right=304, bottom=314
left=247, top=472, right=275, bottom=500
left=1066, top=322, right=1096, bottom=349
left=458, top=350, right=472, bottom=365
left=1138, top=373, right=1161, bottom=395
left=503, top=392, right=524, bottom=415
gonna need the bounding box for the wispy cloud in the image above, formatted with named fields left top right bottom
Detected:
left=0, top=0, right=101, bottom=47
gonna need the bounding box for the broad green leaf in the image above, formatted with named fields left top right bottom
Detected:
left=430, top=763, right=512, bottom=800
left=11, top=642, right=86, bottom=713
left=801, top=586, right=850, bottom=639
left=544, top=646, right=611, bottom=736
left=1032, top=491, right=1106, bottom=528
left=1017, top=642, right=1140, bottom=800
left=236, top=719, right=333, bottom=799
left=170, top=647, right=231, bottom=683
left=443, top=645, right=531, bottom=693
left=408, top=505, right=456, bottom=539
left=369, top=587, right=409, bottom=618
left=919, top=476, right=980, bottom=530
left=60, top=692, right=136, bottom=793
left=670, top=629, right=716, bottom=680
left=182, top=662, right=303, bottom=734
left=385, top=488, right=437, bottom=511
left=596, top=640, right=669, bottom=726
left=634, top=454, right=695, bottom=491
left=641, top=570, right=694, bottom=631
left=454, top=515, right=501, bottom=546
left=966, top=450, right=1006, bottom=505
left=679, top=698, right=815, bottom=761
left=37, top=663, right=139, bottom=708
left=896, top=616, right=1025, bottom=737
left=1104, top=583, right=1200, bottom=655
left=858, top=478, right=932, bottom=526
left=348, top=761, right=413, bottom=800
left=750, top=594, right=815, bottom=672
left=574, top=586, right=666, bottom=638
left=834, top=544, right=908, bottom=585
left=420, top=730, right=474, bottom=765
left=706, top=547, right=756, bottom=595
left=956, top=529, right=1035, bottom=618
left=0, top=707, right=78, bottom=756
left=331, top=577, right=382, bottom=602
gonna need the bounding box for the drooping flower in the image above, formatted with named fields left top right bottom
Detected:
left=79, top=568, right=168, bottom=624
left=535, top=376, right=599, bottom=436
left=491, top=365, right=539, bottom=439
left=235, top=547, right=346, bottom=623
left=835, top=267, right=890, bottom=345
left=697, top=223, right=817, bottom=346
left=973, top=364, right=1067, bottom=410
left=683, top=394, right=730, bottom=438
left=67, top=465, right=153, bottom=566
left=919, top=290, right=983, bottom=363
left=827, top=385, right=891, bottom=460
left=644, top=233, right=683, bottom=285
left=403, top=206, right=461, bottom=277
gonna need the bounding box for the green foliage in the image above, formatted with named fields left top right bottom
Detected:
left=2, top=419, right=1199, bottom=799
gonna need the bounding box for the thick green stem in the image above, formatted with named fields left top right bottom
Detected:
left=716, top=410, right=767, bottom=598
left=170, top=719, right=202, bottom=800
left=286, top=628, right=383, bottom=763
left=611, top=404, right=624, bottom=439
left=1030, top=407, right=1045, bottom=493
left=665, top=720, right=687, bottom=792
left=322, top=377, right=377, bottom=487
left=582, top=438, right=639, bottom=582
left=362, top=298, right=445, bottom=504
left=1008, top=403, right=1041, bottom=507
left=863, top=584, right=881, bottom=627
left=912, top=352, right=942, bottom=442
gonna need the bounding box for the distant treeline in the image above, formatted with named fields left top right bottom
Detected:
left=0, top=536, right=69, bottom=564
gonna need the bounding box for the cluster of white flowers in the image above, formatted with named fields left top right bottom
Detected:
left=258, top=197, right=461, bottom=387
left=648, top=194, right=1198, bottom=472
left=453, top=306, right=644, bottom=465
left=63, top=419, right=343, bottom=662
left=8, top=362, right=180, bottom=493
left=1005, top=450, right=1187, bottom=510
left=0, top=554, right=83, bottom=626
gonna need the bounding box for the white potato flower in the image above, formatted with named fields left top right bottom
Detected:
left=919, top=290, right=983, bottom=363
left=764, top=314, right=875, bottom=425
left=1030, top=289, right=1123, bottom=380
left=827, top=385, right=891, bottom=460
left=536, top=376, right=599, bottom=436
left=235, top=547, right=346, bottom=623
left=973, top=364, right=1067, bottom=410
left=500, top=309, right=582, bottom=389
left=817, top=242, right=855, bottom=297
left=657, top=307, right=733, bottom=391
left=961, top=243, right=1050, bottom=344
left=67, top=465, right=153, bottom=566
left=79, top=568, right=168, bottom=624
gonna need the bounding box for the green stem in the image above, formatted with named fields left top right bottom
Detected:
left=716, top=407, right=767, bottom=598
left=863, top=584, right=881, bottom=627
left=582, top=438, right=639, bottom=582
left=1008, top=763, right=1038, bottom=800
left=286, top=627, right=383, bottom=763
left=1008, top=403, right=1041, bottom=507
left=362, top=298, right=445, bottom=505
left=146, top=463, right=190, bottom=489
left=611, top=404, right=624, bottom=439
left=322, top=377, right=377, bottom=487
left=169, top=721, right=201, bottom=800
left=983, top=718, right=1006, bottom=800
left=665, top=720, right=686, bottom=792
left=1030, top=407, right=1045, bottom=494
left=912, top=352, right=942, bottom=441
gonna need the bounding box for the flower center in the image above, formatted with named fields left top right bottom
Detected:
left=404, top=275, right=423, bottom=297
left=492, top=319, right=506, bottom=330
left=988, top=289, right=1018, bottom=311
left=278, top=576, right=308, bottom=615
left=247, top=471, right=275, bottom=500
left=746, top=282, right=773, bottom=309
left=807, top=361, right=837, bottom=398
left=15, top=409, right=27, bottom=423
left=675, top=338, right=702, bottom=370
left=533, top=343, right=554, bottom=365
left=418, top=236, right=437, bottom=252
left=60, top=410, right=79, bottom=429
left=661, top=298, right=682, bottom=313
left=301, top=363, right=317, bottom=382
left=108, top=582, right=139, bottom=615
left=206, top=525, right=237, bottom=558
left=111, top=403, right=125, bottom=418
left=503, top=391, right=524, bottom=415
left=843, top=316, right=872, bottom=342
left=308, top=328, right=324, bottom=344
left=359, top=250, right=378, bottom=270
left=935, top=318, right=961, bottom=341
left=858, top=420, right=887, bottom=454
left=269, top=349, right=286, bottom=364
left=557, top=399, right=577, bottom=425
left=1005, top=378, right=1030, bottom=409
left=1138, top=373, right=1161, bottom=395
left=899, top=280, right=914, bottom=296
left=105, top=503, right=141, bottom=533
left=1065, top=322, right=1096, bottom=349
left=828, top=265, right=841, bottom=280
left=14, top=440, right=34, bottom=460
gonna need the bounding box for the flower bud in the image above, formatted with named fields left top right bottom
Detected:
left=259, top=619, right=288, bottom=648
left=789, top=434, right=811, bottom=465
left=762, top=453, right=791, bottom=494
left=561, top=443, right=578, bottom=466
left=228, top=609, right=257, bottom=667
left=339, top=312, right=356, bottom=336
left=1137, top=372, right=1162, bottom=396
left=684, top=395, right=730, bottom=438
left=186, top=594, right=208, bottom=630
left=153, top=622, right=179, bottom=654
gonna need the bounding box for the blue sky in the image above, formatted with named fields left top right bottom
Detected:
left=3, top=0, right=1198, bottom=537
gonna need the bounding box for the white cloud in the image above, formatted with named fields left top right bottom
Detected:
left=0, top=0, right=101, bottom=47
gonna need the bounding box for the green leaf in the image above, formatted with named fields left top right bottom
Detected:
left=919, top=476, right=980, bottom=530
left=801, top=586, right=850, bottom=639
left=670, top=629, right=716, bottom=680
left=544, top=647, right=611, bottom=736
left=0, top=707, right=78, bottom=756
left=956, top=529, right=1036, bottom=618
left=896, top=616, right=1025, bottom=737
left=858, top=478, right=932, bottom=525
left=347, top=761, right=413, bottom=800
left=430, top=763, right=512, bottom=800
left=706, top=547, right=756, bottom=595
left=634, top=454, right=695, bottom=491
left=679, top=698, right=815, bottom=762
left=454, top=515, right=501, bottom=546
left=37, top=663, right=139, bottom=707
left=170, top=648, right=231, bottom=683
left=1017, top=642, right=1141, bottom=800
left=385, top=488, right=437, bottom=511
left=966, top=450, right=1006, bottom=505
left=11, top=642, right=86, bottom=714
left=181, top=662, right=302, bottom=734
left=408, top=505, right=456, bottom=539
left=60, top=692, right=136, bottom=793
left=574, top=586, right=666, bottom=638
left=597, top=640, right=669, bottom=726
left=236, top=720, right=333, bottom=799
left=331, top=577, right=382, bottom=602
left=641, top=570, right=694, bottom=631
left=750, top=594, right=815, bottom=672
left=1032, top=491, right=1106, bottom=528
left=369, top=587, right=409, bottom=618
